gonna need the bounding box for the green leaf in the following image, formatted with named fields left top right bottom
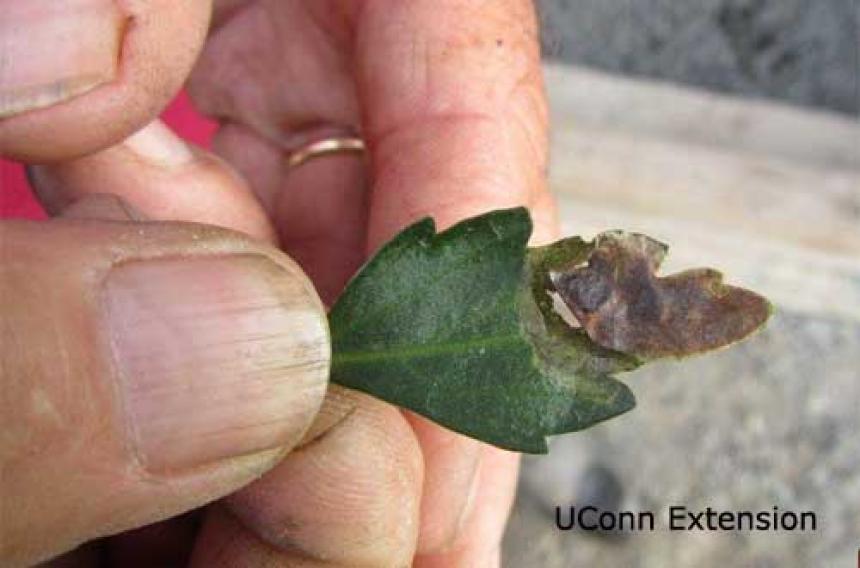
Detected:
left=328, top=207, right=770, bottom=453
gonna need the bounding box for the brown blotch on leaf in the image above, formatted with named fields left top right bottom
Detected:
left=550, top=231, right=771, bottom=359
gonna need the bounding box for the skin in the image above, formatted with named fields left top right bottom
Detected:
left=1, top=0, right=558, bottom=566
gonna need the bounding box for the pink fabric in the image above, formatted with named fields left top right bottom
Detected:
left=0, top=91, right=217, bottom=220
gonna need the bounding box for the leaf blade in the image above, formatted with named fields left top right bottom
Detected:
left=329, top=208, right=639, bottom=453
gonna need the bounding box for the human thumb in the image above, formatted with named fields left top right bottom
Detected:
left=0, top=214, right=329, bottom=566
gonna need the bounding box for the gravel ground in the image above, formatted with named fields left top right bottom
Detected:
left=504, top=311, right=860, bottom=567
left=538, top=0, right=859, bottom=115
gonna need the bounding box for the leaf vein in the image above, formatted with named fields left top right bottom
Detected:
left=333, top=334, right=524, bottom=365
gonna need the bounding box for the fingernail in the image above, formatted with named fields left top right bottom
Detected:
left=0, top=1, right=123, bottom=118
left=124, top=121, right=195, bottom=167
left=104, top=255, right=330, bottom=472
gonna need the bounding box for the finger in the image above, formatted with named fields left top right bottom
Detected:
left=41, top=201, right=179, bottom=568
left=188, top=1, right=369, bottom=304
left=357, top=0, right=552, bottom=244
left=191, top=390, right=423, bottom=567
left=413, top=447, right=520, bottom=568
left=205, top=123, right=368, bottom=304
left=0, top=217, right=328, bottom=566
left=28, top=120, right=276, bottom=243
left=38, top=197, right=195, bottom=568
left=354, top=0, right=555, bottom=552
left=30, top=127, right=279, bottom=565
left=0, top=0, right=212, bottom=161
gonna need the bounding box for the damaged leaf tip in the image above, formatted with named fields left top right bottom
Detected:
left=551, top=231, right=772, bottom=359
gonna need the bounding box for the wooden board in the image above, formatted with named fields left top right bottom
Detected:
left=544, top=64, right=860, bottom=322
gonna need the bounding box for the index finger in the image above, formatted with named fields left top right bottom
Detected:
left=357, top=0, right=556, bottom=247
left=0, top=0, right=212, bottom=162
left=353, top=0, right=558, bottom=558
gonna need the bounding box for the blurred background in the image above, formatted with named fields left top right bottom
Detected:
left=1, top=1, right=857, bottom=566
left=539, top=0, right=858, bottom=115
left=505, top=1, right=859, bottom=566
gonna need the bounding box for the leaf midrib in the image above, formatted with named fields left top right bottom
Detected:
left=332, top=333, right=524, bottom=366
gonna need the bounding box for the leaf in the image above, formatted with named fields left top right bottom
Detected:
left=550, top=231, right=773, bottom=359
left=328, top=208, right=770, bottom=453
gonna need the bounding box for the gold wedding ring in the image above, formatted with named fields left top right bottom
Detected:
left=286, top=136, right=366, bottom=170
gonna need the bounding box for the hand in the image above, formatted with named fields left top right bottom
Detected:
left=1, top=1, right=558, bottom=566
